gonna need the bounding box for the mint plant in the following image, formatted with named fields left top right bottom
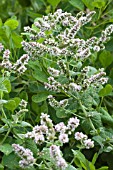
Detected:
left=0, top=9, right=113, bottom=170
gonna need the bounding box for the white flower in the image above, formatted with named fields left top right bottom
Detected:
left=74, top=132, right=87, bottom=141
left=67, top=117, right=80, bottom=132
left=56, top=157, right=68, bottom=169
left=84, top=139, right=94, bottom=149
left=59, top=133, right=69, bottom=143
left=34, top=134, right=45, bottom=145
left=69, top=83, right=82, bottom=91
left=55, top=122, right=67, bottom=133
left=0, top=43, right=4, bottom=52
left=47, top=67, right=60, bottom=77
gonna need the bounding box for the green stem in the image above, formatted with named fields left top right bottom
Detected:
left=1, top=108, right=7, bottom=119
left=0, top=127, right=11, bottom=145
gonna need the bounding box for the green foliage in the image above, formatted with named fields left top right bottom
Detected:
left=0, top=0, right=113, bottom=169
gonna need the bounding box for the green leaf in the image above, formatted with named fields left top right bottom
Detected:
left=4, top=100, right=16, bottom=112
left=99, top=84, right=112, bottom=97
left=25, top=138, right=39, bottom=157
left=13, top=97, right=21, bottom=107
left=69, top=0, right=84, bottom=10
left=92, top=153, right=98, bottom=165
left=47, top=0, right=60, bottom=7
left=99, top=51, right=113, bottom=68
left=99, top=107, right=113, bottom=127
left=82, top=0, right=94, bottom=9
left=0, top=164, right=4, bottom=170
left=90, top=111, right=102, bottom=128
left=92, top=0, right=106, bottom=8
left=3, top=79, right=11, bottom=93
left=0, top=144, right=13, bottom=155
left=65, top=165, right=77, bottom=170
left=12, top=32, right=23, bottom=48
left=4, top=19, right=19, bottom=30
left=40, top=148, right=51, bottom=161
left=0, top=18, right=3, bottom=27
left=56, top=109, right=68, bottom=118
left=97, top=167, right=108, bottom=170
left=32, top=92, right=49, bottom=103
left=0, top=84, right=8, bottom=93
left=2, top=153, right=19, bottom=169
left=73, top=150, right=86, bottom=166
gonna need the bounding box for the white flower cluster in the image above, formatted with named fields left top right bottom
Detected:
left=83, top=69, right=108, bottom=88
left=12, top=144, right=35, bottom=168
left=0, top=43, right=4, bottom=52
left=1, top=49, right=12, bottom=69
left=47, top=67, right=60, bottom=77
left=48, top=95, right=68, bottom=109
left=21, top=9, right=113, bottom=61
left=0, top=44, right=29, bottom=75
left=13, top=54, right=29, bottom=74
left=50, top=145, right=68, bottom=170
left=75, top=132, right=94, bottom=149
left=19, top=99, right=28, bottom=109
left=24, top=113, right=94, bottom=149
left=44, top=76, right=62, bottom=92
left=25, top=113, right=55, bottom=144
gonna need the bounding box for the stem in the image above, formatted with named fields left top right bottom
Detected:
left=78, top=100, right=87, bottom=117
left=1, top=108, right=7, bottom=119
left=0, top=127, right=11, bottom=145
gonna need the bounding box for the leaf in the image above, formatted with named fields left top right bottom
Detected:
left=72, top=150, right=86, bottom=166
left=99, top=84, right=112, bottom=97
left=56, top=109, right=68, bottom=118
left=3, top=79, right=11, bottom=93
left=0, top=144, right=13, bottom=155
left=25, top=139, right=39, bottom=157
left=4, top=19, right=19, bottom=30
left=97, top=166, right=108, bottom=170
left=0, top=164, right=4, bottom=170
left=92, top=136, right=104, bottom=147
left=32, top=92, right=49, bottom=103
left=13, top=97, right=21, bottom=107
left=69, top=0, right=84, bottom=10
left=99, top=107, right=113, bottom=127
left=99, top=51, right=113, bottom=68
left=92, top=0, right=106, bottom=8
left=0, top=84, right=8, bottom=93
left=33, top=71, right=48, bottom=82
left=47, top=0, right=60, bottom=7
left=90, top=111, right=102, bottom=128
left=12, top=32, right=23, bottom=48
left=4, top=100, right=16, bottom=112
left=92, top=153, right=98, bottom=165
left=65, top=165, right=77, bottom=170
left=2, top=153, right=19, bottom=169
left=82, top=0, right=94, bottom=9
left=40, top=148, right=51, bottom=161
left=20, top=121, right=32, bottom=127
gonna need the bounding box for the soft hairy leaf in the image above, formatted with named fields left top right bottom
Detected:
left=32, top=92, right=49, bottom=103
left=3, top=79, right=11, bottom=93
left=4, top=19, right=19, bottom=30
left=99, top=51, right=113, bottom=68
left=0, top=144, right=13, bottom=155
left=82, top=0, right=94, bottom=9
left=92, top=0, right=106, bottom=8
left=2, top=153, right=19, bottom=169
left=99, top=84, right=112, bottom=97
left=4, top=100, right=16, bottom=112
left=47, top=0, right=60, bottom=7
left=69, top=0, right=84, bottom=10
left=12, top=32, right=23, bottom=48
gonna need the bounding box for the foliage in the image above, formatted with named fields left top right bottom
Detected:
left=0, top=0, right=113, bottom=169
